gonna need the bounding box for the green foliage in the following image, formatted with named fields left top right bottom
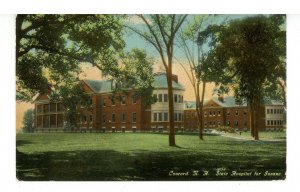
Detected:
left=214, top=15, right=286, bottom=105
left=16, top=14, right=125, bottom=101
left=215, top=126, right=236, bottom=133
left=21, top=109, right=34, bottom=133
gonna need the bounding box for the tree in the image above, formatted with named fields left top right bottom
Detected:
left=22, top=109, right=34, bottom=133
left=16, top=14, right=125, bottom=128
left=16, top=14, right=125, bottom=101
left=215, top=15, right=286, bottom=140
left=126, top=14, right=188, bottom=146
left=177, top=15, right=231, bottom=140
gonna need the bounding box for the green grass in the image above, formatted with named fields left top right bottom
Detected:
left=16, top=132, right=286, bottom=181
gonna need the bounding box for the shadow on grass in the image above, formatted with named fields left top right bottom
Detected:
left=16, top=147, right=286, bottom=181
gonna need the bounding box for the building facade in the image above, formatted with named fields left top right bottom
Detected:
left=184, top=96, right=285, bottom=132
left=33, top=73, right=285, bottom=133
left=33, top=73, right=185, bottom=132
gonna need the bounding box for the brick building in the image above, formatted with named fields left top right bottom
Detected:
left=33, top=72, right=285, bottom=133
left=33, top=73, right=185, bottom=132
left=184, top=96, right=285, bottom=132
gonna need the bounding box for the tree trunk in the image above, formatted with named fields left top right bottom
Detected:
left=166, top=68, right=176, bottom=146
left=254, top=104, right=259, bottom=140
left=199, top=81, right=206, bottom=140
left=250, top=105, right=255, bottom=137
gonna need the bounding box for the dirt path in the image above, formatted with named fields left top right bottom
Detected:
left=221, top=133, right=285, bottom=142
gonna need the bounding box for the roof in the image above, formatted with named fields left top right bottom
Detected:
left=83, top=79, right=112, bottom=93
left=83, top=73, right=185, bottom=94
left=263, top=98, right=284, bottom=106
left=152, top=73, right=185, bottom=90
left=211, top=96, right=247, bottom=108
left=185, top=96, right=283, bottom=109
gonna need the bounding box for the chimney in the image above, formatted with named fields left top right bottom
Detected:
left=218, top=95, right=224, bottom=102
left=171, top=74, right=178, bottom=83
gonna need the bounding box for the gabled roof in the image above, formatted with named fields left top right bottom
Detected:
left=152, top=73, right=185, bottom=90
left=83, top=73, right=185, bottom=94
left=83, top=79, right=112, bottom=93
left=211, top=96, right=247, bottom=108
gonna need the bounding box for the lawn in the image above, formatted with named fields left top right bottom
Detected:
left=16, top=132, right=286, bottom=181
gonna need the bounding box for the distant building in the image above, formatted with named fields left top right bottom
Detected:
left=184, top=96, right=285, bottom=132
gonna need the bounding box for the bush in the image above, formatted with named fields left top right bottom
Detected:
left=22, top=109, right=34, bottom=133
left=215, top=126, right=236, bottom=133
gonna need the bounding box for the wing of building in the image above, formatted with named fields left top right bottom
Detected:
left=184, top=96, right=286, bottom=132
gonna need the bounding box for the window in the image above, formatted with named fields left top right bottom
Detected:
left=274, top=120, right=277, bottom=125
left=158, top=113, right=162, bottom=121
left=102, top=98, right=106, bottom=107
left=178, top=95, right=181, bottom=103
left=153, top=94, right=157, bottom=101
left=274, top=109, right=277, bottom=114
left=267, top=109, right=270, bottom=114
left=37, top=105, right=43, bottom=114
left=89, top=99, right=93, bottom=106
left=174, top=113, right=178, bottom=121
left=50, top=103, right=56, bottom=113
left=43, top=115, right=50, bottom=128
left=244, top=111, right=247, bottom=115
left=267, top=120, right=270, bottom=125
left=174, top=94, right=178, bottom=103
left=234, top=120, right=238, bottom=126
left=213, top=111, right=216, bottom=116
left=57, top=103, right=64, bottom=112
left=164, top=94, right=168, bottom=102
left=121, top=95, right=126, bottom=105
left=44, top=104, right=50, bottom=113
left=122, top=113, right=126, bottom=122
left=50, top=114, right=56, bottom=128
left=218, top=111, right=221, bottom=116
left=226, top=120, right=230, bottom=126
left=227, top=110, right=230, bottom=116
left=158, top=94, right=162, bottom=102
left=131, top=95, right=137, bottom=104
left=209, top=111, right=212, bottom=116
left=270, top=109, right=273, bottom=114
left=204, top=122, right=207, bottom=126
left=57, top=114, right=63, bottom=127
left=154, top=113, right=157, bottom=122
left=179, top=113, right=182, bottom=121
left=111, top=96, right=115, bottom=106
left=132, top=113, right=137, bottom=123
left=235, top=110, right=238, bottom=116
left=271, top=120, right=273, bottom=125
left=112, top=113, right=116, bottom=123
left=181, top=95, right=184, bottom=103
left=102, top=115, right=106, bottom=123
left=204, top=111, right=207, bottom=117
left=89, top=115, right=93, bottom=122
left=82, top=115, right=87, bottom=123
left=164, top=112, right=168, bottom=121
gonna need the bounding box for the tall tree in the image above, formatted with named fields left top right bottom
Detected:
left=126, top=14, right=187, bottom=146
left=215, top=15, right=286, bottom=140
left=177, top=15, right=231, bottom=140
